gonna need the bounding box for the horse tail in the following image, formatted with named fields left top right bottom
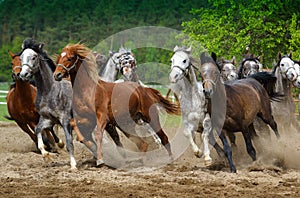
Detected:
left=146, top=88, right=181, bottom=115
left=4, top=115, right=14, bottom=121
left=248, top=72, right=284, bottom=102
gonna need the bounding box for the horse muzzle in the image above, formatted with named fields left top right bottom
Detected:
left=54, top=72, right=63, bottom=81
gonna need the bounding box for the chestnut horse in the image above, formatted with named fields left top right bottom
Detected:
left=54, top=43, right=180, bottom=166
left=6, top=52, right=64, bottom=151
left=200, top=52, right=280, bottom=172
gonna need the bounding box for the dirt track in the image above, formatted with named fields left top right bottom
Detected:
left=0, top=121, right=299, bottom=198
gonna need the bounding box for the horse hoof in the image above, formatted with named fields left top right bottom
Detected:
left=204, top=159, right=213, bottom=167
left=57, top=141, right=65, bottom=148
left=96, top=159, right=105, bottom=167
left=194, top=150, right=203, bottom=158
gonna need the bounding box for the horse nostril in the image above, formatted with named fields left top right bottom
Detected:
left=54, top=73, right=63, bottom=81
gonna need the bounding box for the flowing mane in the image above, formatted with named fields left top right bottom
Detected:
left=63, top=43, right=99, bottom=84
left=22, top=38, right=56, bottom=72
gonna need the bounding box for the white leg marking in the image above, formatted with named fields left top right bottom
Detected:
left=37, top=133, right=48, bottom=157
left=202, top=114, right=212, bottom=166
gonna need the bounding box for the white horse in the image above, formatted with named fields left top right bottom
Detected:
left=272, top=51, right=300, bottom=133
left=169, top=46, right=225, bottom=166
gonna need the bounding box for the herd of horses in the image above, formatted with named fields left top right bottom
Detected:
left=5, top=38, right=300, bottom=172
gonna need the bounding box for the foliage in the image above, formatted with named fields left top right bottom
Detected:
left=181, top=0, right=300, bottom=68
left=0, top=0, right=200, bottom=83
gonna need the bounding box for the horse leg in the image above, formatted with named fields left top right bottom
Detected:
left=207, top=129, right=225, bottom=158
left=227, top=132, right=237, bottom=147
left=62, top=120, right=76, bottom=169
left=105, top=124, right=127, bottom=158
left=73, top=118, right=98, bottom=158
left=94, top=113, right=107, bottom=166
left=146, top=115, right=172, bottom=157
left=16, top=122, right=37, bottom=143
left=121, top=130, right=149, bottom=152
left=219, top=131, right=236, bottom=173
left=49, top=127, right=65, bottom=148
left=184, top=122, right=202, bottom=158
left=201, top=113, right=213, bottom=166
left=242, top=125, right=257, bottom=161
left=35, top=119, right=50, bottom=157
left=257, top=112, right=280, bottom=138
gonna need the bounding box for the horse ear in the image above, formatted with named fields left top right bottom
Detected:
left=257, top=55, right=261, bottom=61
left=232, top=56, right=236, bottom=65
left=8, top=51, right=15, bottom=58
left=174, top=45, right=179, bottom=52
left=186, top=46, right=192, bottom=53
left=211, top=52, right=217, bottom=62
left=289, top=50, right=293, bottom=58
left=200, top=52, right=206, bottom=63
left=39, top=43, right=44, bottom=50
left=109, top=50, right=114, bottom=57
left=250, top=53, right=254, bottom=58
left=278, top=51, right=282, bottom=60
left=221, top=57, right=225, bottom=63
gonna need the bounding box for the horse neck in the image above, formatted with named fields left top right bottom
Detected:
left=34, top=59, right=54, bottom=95
left=179, top=67, right=202, bottom=100
left=72, top=62, right=96, bottom=94
left=101, top=58, right=118, bottom=81
left=15, top=80, right=35, bottom=100
left=275, top=67, right=293, bottom=98
left=128, top=69, right=139, bottom=82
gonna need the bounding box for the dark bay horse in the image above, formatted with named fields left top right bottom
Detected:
left=53, top=43, right=180, bottom=166
left=200, top=52, right=280, bottom=172
left=6, top=52, right=64, bottom=151
left=19, top=39, right=77, bottom=169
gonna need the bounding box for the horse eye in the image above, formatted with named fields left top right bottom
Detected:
left=183, top=59, right=187, bottom=63
left=32, top=56, right=36, bottom=60
left=67, top=58, right=72, bottom=62
left=280, top=63, right=284, bottom=67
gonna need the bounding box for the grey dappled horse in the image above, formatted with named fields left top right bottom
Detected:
left=169, top=46, right=226, bottom=167
left=19, top=39, right=76, bottom=169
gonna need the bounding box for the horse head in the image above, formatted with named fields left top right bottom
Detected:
left=200, top=52, right=220, bottom=98
left=169, top=46, right=192, bottom=83
left=54, top=44, right=86, bottom=81
left=277, top=51, right=298, bottom=83
left=117, top=48, right=137, bottom=81
left=9, top=51, right=22, bottom=81
left=219, top=56, right=238, bottom=81
left=238, top=56, right=261, bottom=79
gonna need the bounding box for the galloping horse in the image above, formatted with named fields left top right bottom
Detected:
left=200, top=52, right=280, bottom=172
left=19, top=39, right=76, bottom=169
left=218, top=56, right=238, bottom=81
left=53, top=43, right=180, bottom=166
left=271, top=51, right=300, bottom=132
left=6, top=52, right=64, bottom=151
left=169, top=46, right=225, bottom=167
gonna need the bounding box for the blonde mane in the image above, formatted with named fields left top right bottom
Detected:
left=64, top=43, right=99, bottom=84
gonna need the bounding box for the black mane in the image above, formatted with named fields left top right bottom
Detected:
left=22, top=38, right=56, bottom=72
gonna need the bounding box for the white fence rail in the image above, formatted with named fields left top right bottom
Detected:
left=0, top=90, right=8, bottom=105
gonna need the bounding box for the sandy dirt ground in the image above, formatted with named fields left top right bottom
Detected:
left=0, top=120, right=299, bottom=198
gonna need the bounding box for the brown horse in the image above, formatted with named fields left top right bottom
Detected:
left=200, top=52, right=279, bottom=172
left=6, top=52, right=64, bottom=151
left=53, top=43, right=180, bottom=166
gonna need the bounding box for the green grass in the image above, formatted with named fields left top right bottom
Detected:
left=0, top=82, right=11, bottom=122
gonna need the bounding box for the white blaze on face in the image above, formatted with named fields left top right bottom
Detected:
left=61, top=52, right=66, bottom=57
